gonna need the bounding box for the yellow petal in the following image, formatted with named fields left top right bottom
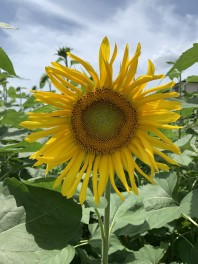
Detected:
left=109, top=155, right=124, bottom=201
left=122, top=43, right=141, bottom=89
left=20, top=117, right=68, bottom=129
left=49, top=64, right=93, bottom=92
left=99, top=37, right=110, bottom=87
left=66, top=155, right=89, bottom=198
left=25, top=125, right=67, bottom=142
left=147, top=59, right=155, bottom=75
left=52, top=72, right=83, bottom=96
left=137, top=81, right=175, bottom=99
left=61, top=151, right=85, bottom=196
left=135, top=92, right=179, bottom=106
left=46, top=67, right=79, bottom=97
left=153, top=148, right=179, bottom=165
left=54, top=152, right=79, bottom=189
left=156, top=162, right=170, bottom=171
left=98, top=155, right=109, bottom=197
left=79, top=153, right=95, bottom=204
left=129, top=74, right=164, bottom=98
left=112, top=151, right=130, bottom=192
left=67, top=52, right=99, bottom=86
left=140, top=111, right=181, bottom=123
left=122, top=148, right=138, bottom=194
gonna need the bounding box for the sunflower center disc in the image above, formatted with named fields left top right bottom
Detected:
left=71, top=89, right=138, bottom=154
left=82, top=101, right=124, bottom=140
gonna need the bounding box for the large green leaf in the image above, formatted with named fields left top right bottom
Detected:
left=171, top=150, right=196, bottom=166
left=125, top=244, right=168, bottom=264
left=23, top=176, right=58, bottom=192
left=0, top=237, right=75, bottom=264
left=0, top=47, right=16, bottom=76
left=114, top=173, right=181, bottom=237
left=173, top=134, right=194, bottom=148
left=0, top=109, right=26, bottom=127
left=110, top=192, right=146, bottom=235
left=0, top=178, right=82, bottom=262
left=167, top=43, right=198, bottom=75
left=139, top=185, right=181, bottom=230
left=155, top=172, right=177, bottom=195
left=180, top=189, right=198, bottom=218
left=176, top=238, right=198, bottom=264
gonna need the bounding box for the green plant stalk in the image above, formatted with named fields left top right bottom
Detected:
left=101, top=180, right=111, bottom=264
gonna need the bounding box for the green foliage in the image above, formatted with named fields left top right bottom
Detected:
left=0, top=109, right=26, bottom=127
left=0, top=42, right=197, bottom=264
left=0, top=178, right=81, bottom=263
left=186, top=75, right=198, bottom=83
left=0, top=47, right=16, bottom=76
left=125, top=244, right=168, bottom=264
left=167, top=43, right=198, bottom=75
left=176, top=238, right=198, bottom=264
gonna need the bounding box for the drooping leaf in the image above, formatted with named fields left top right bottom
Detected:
left=0, top=47, right=16, bottom=76
left=0, top=141, right=42, bottom=153
left=167, top=43, right=198, bottom=75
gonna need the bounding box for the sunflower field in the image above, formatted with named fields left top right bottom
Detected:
left=0, top=23, right=198, bottom=264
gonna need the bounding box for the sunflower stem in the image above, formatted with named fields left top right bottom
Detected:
left=101, top=180, right=111, bottom=264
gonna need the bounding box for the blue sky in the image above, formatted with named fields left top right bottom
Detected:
left=0, top=0, right=198, bottom=89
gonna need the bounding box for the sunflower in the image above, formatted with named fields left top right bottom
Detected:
left=20, top=37, right=181, bottom=204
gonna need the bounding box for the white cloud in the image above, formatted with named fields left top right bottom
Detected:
left=2, top=0, right=198, bottom=90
